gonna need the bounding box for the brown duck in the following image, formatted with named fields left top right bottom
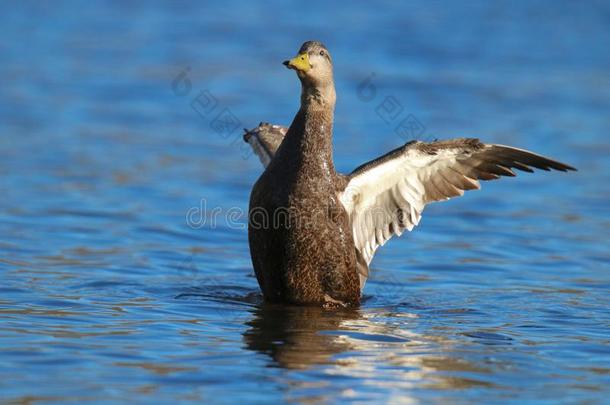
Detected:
left=244, top=41, right=575, bottom=307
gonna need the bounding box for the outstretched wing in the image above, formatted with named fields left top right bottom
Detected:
left=243, top=122, right=288, bottom=167
left=339, top=138, right=576, bottom=269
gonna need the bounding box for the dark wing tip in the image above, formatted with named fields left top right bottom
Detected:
left=490, top=145, right=577, bottom=174
left=533, top=158, right=577, bottom=172
left=243, top=125, right=261, bottom=143
left=243, top=122, right=272, bottom=143
left=560, top=163, right=578, bottom=172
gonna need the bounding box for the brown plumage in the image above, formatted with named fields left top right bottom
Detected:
left=246, top=41, right=576, bottom=307
left=249, top=41, right=360, bottom=306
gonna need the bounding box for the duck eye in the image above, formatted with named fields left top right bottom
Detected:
left=319, top=50, right=325, bottom=56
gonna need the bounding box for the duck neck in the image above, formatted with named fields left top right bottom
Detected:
left=273, top=82, right=337, bottom=179
left=300, top=82, right=336, bottom=111
left=292, top=83, right=336, bottom=164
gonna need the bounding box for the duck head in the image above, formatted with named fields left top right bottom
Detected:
left=283, top=41, right=335, bottom=106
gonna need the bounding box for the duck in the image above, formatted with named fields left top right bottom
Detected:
left=244, top=40, right=576, bottom=308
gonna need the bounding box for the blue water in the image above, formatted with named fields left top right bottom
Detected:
left=1, top=1, right=609, bottom=403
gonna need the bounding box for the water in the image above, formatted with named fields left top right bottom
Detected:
left=1, top=1, right=609, bottom=403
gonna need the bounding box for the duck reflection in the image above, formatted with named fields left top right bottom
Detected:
left=243, top=303, right=497, bottom=392
left=243, top=304, right=361, bottom=369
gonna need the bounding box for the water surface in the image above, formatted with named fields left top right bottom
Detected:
left=1, top=1, right=609, bottom=403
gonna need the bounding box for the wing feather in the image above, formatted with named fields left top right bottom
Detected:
left=243, top=123, right=288, bottom=168
left=339, top=138, right=576, bottom=273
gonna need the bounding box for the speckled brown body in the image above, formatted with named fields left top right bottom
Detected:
left=246, top=41, right=577, bottom=307
left=249, top=92, right=360, bottom=306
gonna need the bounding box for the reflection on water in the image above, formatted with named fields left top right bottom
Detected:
left=1, top=0, right=610, bottom=403
left=243, top=303, right=506, bottom=402
left=244, top=305, right=362, bottom=369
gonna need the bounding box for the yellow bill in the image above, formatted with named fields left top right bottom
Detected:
left=283, top=53, right=311, bottom=72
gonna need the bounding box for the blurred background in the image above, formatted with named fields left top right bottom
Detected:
left=1, top=1, right=609, bottom=403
